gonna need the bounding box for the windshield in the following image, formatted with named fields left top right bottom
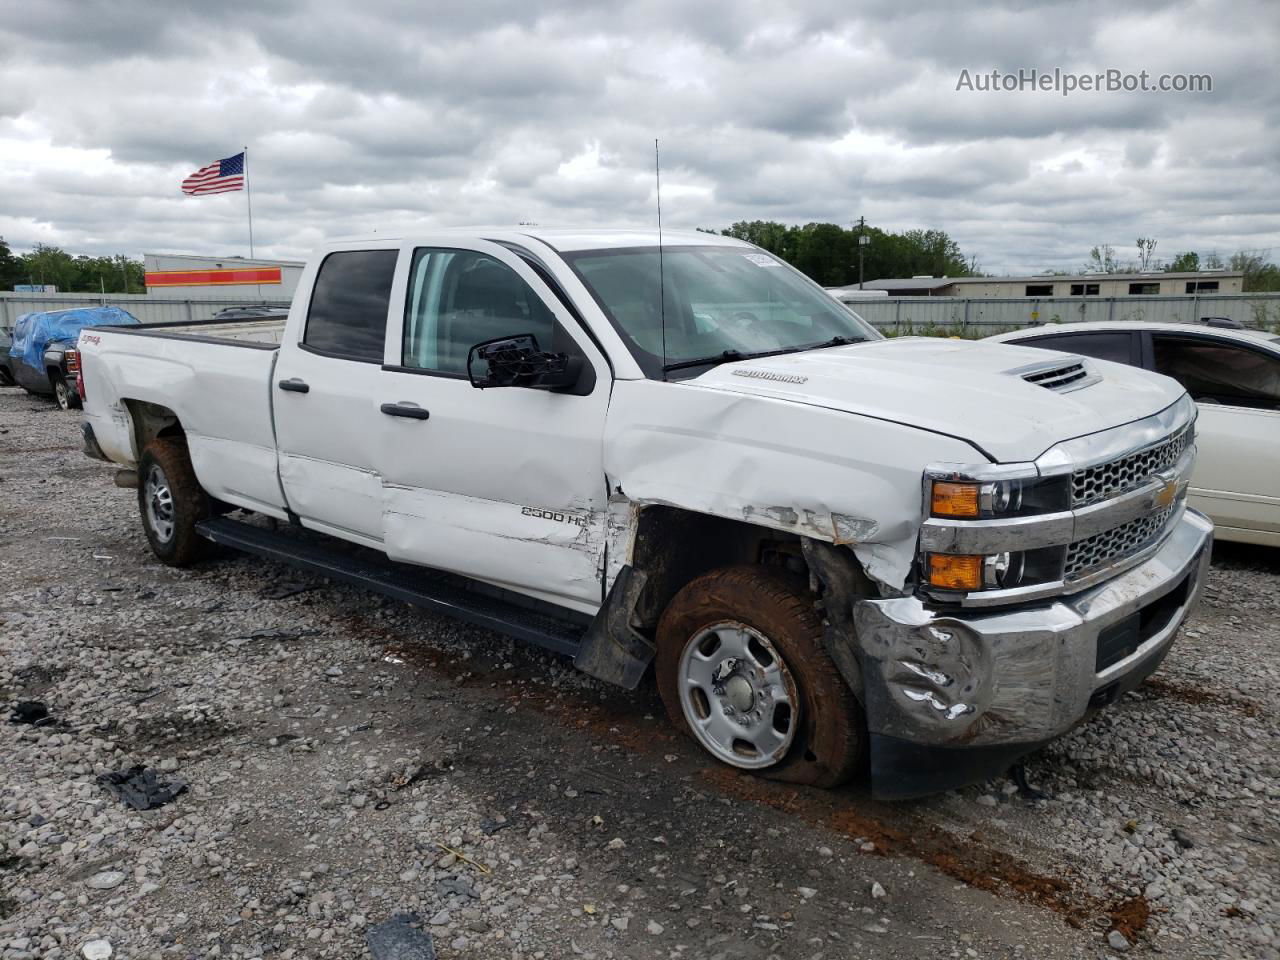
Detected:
left=563, top=245, right=880, bottom=378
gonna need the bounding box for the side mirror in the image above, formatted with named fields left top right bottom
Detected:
left=466, top=334, right=581, bottom=390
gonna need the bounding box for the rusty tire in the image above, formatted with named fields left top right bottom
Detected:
left=656, top=565, right=866, bottom=788
left=137, top=437, right=212, bottom=566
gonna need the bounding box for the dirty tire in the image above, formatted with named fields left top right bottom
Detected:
left=137, top=437, right=211, bottom=566
left=657, top=565, right=866, bottom=788
left=53, top=376, right=79, bottom=410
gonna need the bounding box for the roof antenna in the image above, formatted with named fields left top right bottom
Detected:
left=655, top=137, right=667, bottom=380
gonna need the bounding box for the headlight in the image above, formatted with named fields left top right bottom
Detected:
left=927, top=550, right=1026, bottom=590
left=928, top=475, right=1069, bottom=519
left=922, top=467, right=1071, bottom=596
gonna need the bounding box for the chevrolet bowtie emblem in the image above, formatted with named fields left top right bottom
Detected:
left=1153, top=475, right=1179, bottom=508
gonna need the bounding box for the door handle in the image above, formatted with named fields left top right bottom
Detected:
left=278, top=378, right=310, bottom=393
left=380, top=402, right=430, bottom=420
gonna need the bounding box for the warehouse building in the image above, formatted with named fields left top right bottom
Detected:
left=143, top=253, right=305, bottom=298
left=863, top=270, right=1244, bottom=298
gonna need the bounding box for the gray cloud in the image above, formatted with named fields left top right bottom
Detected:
left=0, top=0, right=1275, bottom=274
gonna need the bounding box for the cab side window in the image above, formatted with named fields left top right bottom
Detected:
left=303, top=250, right=398, bottom=362
left=1152, top=335, right=1280, bottom=410
left=402, top=249, right=557, bottom=375
left=1021, top=332, right=1135, bottom=365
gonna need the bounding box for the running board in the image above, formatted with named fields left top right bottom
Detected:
left=195, top=516, right=587, bottom=658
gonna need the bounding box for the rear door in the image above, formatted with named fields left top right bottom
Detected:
left=273, top=246, right=399, bottom=544
left=1144, top=332, right=1280, bottom=539
left=374, top=238, right=612, bottom=611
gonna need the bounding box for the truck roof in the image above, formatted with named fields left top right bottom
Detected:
left=328, top=227, right=752, bottom=253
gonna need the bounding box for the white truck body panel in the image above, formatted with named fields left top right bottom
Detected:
left=79, top=328, right=288, bottom=517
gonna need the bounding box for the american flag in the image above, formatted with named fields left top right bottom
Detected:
left=181, top=152, right=245, bottom=195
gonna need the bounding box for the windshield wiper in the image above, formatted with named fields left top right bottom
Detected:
left=808, top=335, right=865, bottom=349
left=662, top=337, right=865, bottom=374
left=664, top=345, right=818, bottom=373
left=662, top=349, right=745, bottom=373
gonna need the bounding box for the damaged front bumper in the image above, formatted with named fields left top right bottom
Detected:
left=852, top=507, right=1213, bottom=799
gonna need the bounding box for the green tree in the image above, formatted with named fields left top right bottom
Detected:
left=1230, top=251, right=1280, bottom=292
left=1165, top=251, right=1200, bottom=272
left=12, top=245, right=144, bottom=293
left=717, top=220, right=976, bottom=286
left=1086, top=244, right=1121, bottom=273
left=0, top=237, right=23, bottom=290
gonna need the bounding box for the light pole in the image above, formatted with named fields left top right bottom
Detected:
left=855, top=216, right=870, bottom=289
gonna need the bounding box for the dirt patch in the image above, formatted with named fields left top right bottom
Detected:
left=699, top=766, right=1150, bottom=937
left=1109, top=895, right=1152, bottom=939
left=1143, top=677, right=1260, bottom=718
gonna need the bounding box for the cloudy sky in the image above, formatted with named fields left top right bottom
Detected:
left=1, top=0, right=1276, bottom=274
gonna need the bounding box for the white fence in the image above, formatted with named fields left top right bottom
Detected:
left=846, top=293, right=1280, bottom=336
left=0, top=291, right=291, bottom=328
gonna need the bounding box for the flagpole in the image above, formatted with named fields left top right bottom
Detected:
left=244, top=145, right=255, bottom=259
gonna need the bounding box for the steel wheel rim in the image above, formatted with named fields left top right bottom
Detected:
left=144, top=464, right=176, bottom=543
left=677, top=621, right=799, bottom=769
left=55, top=380, right=69, bottom=409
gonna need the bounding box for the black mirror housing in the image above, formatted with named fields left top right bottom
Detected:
left=467, top=334, right=582, bottom=390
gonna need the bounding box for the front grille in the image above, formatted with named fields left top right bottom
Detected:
left=1072, top=427, right=1191, bottom=507
left=1064, top=505, right=1175, bottom=580
left=1023, top=362, right=1089, bottom=391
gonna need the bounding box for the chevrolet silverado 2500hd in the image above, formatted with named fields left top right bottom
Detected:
left=77, top=228, right=1212, bottom=798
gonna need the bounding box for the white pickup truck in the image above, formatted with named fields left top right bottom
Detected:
left=77, top=228, right=1213, bottom=798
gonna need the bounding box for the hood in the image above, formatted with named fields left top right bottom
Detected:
left=685, top=337, right=1186, bottom=463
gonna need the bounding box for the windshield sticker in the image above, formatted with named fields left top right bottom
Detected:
left=732, top=369, right=808, bottom=384
left=742, top=253, right=782, bottom=267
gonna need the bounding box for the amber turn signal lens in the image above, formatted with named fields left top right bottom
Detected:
left=931, top=481, right=980, bottom=517
left=928, top=554, right=983, bottom=590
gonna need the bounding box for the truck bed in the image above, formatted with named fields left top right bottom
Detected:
left=96, top=316, right=287, bottom=347
left=79, top=316, right=289, bottom=518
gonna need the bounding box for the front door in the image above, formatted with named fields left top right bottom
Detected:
left=374, top=239, right=613, bottom=612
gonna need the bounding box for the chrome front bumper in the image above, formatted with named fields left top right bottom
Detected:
left=852, top=507, right=1213, bottom=755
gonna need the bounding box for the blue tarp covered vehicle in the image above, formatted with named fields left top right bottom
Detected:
left=8, top=305, right=139, bottom=374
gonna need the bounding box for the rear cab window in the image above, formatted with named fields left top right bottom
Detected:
left=302, top=250, right=399, bottom=362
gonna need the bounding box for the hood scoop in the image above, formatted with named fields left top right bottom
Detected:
left=1018, top=357, right=1098, bottom=392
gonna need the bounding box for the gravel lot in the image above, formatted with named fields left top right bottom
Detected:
left=1, top=385, right=1277, bottom=960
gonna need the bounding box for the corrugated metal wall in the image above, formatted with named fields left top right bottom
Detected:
left=844, top=293, right=1280, bottom=335
left=5, top=290, right=1279, bottom=337
left=0, top=292, right=291, bottom=327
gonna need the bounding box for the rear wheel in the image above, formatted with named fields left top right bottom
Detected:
left=656, top=565, right=866, bottom=787
left=52, top=376, right=79, bottom=410
left=137, top=438, right=211, bottom=566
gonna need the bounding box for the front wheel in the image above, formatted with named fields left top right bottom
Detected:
left=137, top=438, right=211, bottom=566
left=656, top=566, right=866, bottom=787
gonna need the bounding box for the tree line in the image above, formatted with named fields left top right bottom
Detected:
left=703, top=221, right=978, bottom=287
left=0, top=239, right=145, bottom=294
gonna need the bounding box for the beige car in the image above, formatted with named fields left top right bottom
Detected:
left=988, top=320, right=1280, bottom=546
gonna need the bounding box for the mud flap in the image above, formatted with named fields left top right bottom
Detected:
left=574, top=565, right=656, bottom=689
